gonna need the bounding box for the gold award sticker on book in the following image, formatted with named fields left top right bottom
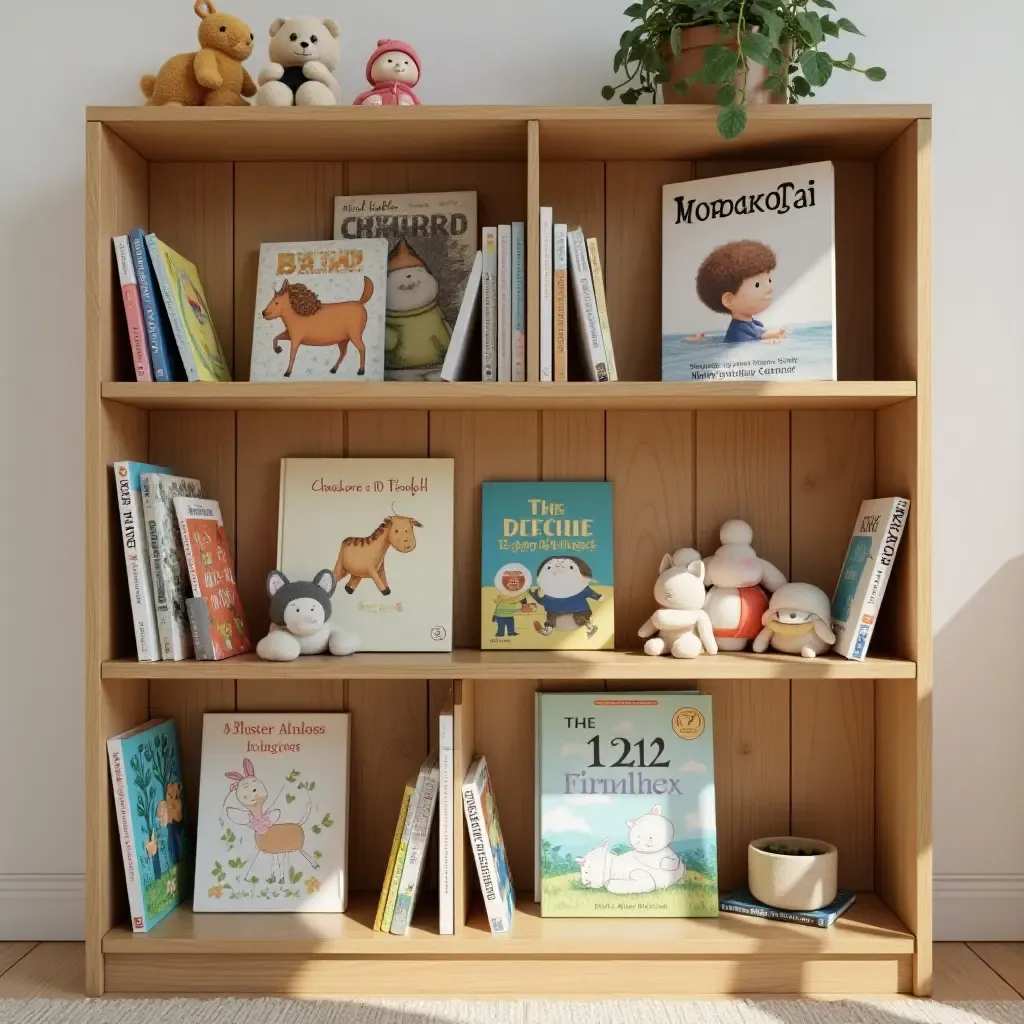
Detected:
left=672, top=707, right=705, bottom=741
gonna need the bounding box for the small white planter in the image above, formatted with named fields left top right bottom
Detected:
left=748, top=836, right=838, bottom=912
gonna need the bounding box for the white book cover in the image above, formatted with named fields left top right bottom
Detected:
left=250, top=239, right=388, bottom=382
left=193, top=712, right=350, bottom=913
left=141, top=473, right=202, bottom=662
left=438, top=693, right=455, bottom=934
left=277, top=458, right=454, bottom=653
left=462, top=755, right=515, bottom=933
left=497, top=225, right=512, bottom=382
left=539, top=208, right=554, bottom=382
left=440, top=250, right=482, bottom=382
left=511, top=222, right=526, bottom=382
left=481, top=228, right=498, bottom=381
left=553, top=225, right=569, bottom=382
left=831, top=497, right=911, bottom=660
left=391, top=750, right=440, bottom=935
left=113, top=462, right=171, bottom=662
left=661, top=161, right=837, bottom=383
left=567, top=229, right=610, bottom=382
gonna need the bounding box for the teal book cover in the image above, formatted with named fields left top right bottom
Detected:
left=481, top=482, right=613, bottom=650
left=537, top=691, right=718, bottom=917
left=107, top=719, right=191, bottom=932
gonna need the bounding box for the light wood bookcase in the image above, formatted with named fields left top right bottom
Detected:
left=85, top=104, right=931, bottom=998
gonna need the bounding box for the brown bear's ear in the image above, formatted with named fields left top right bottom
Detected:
left=324, top=18, right=341, bottom=38
left=194, top=0, right=217, bottom=18
left=270, top=17, right=287, bottom=36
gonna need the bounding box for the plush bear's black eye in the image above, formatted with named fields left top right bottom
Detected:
left=290, top=32, right=298, bottom=41
left=311, top=35, right=318, bottom=43
left=250, top=33, right=254, bottom=40
left=219, top=25, right=226, bottom=32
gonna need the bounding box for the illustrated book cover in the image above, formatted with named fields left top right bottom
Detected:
left=113, top=235, right=152, bottom=382
left=720, top=887, right=856, bottom=928
left=277, top=458, right=455, bottom=653
left=662, top=161, right=836, bottom=383
left=567, top=228, right=610, bottom=382
left=145, top=234, right=231, bottom=382
left=334, top=191, right=477, bottom=381
left=129, top=229, right=182, bottom=382
left=831, top=497, right=911, bottom=660
left=391, top=750, right=440, bottom=935
left=374, top=777, right=415, bottom=931
left=537, top=691, right=718, bottom=918
left=250, top=239, right=388, bottom=382
left=440, top=250, right=482, bottom=382
left=107, top=718, right=191, bottom=932
left=462, top=754, right=515, bottom=933
left=481, top=482, right=614, bottom=651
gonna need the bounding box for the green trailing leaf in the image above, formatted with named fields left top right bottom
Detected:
left=621, top=89, right=641, bottom=104
left=741, top=32, right=773, bottom=67
left=768, top=47, right=786, bottom=74
left=670, top=24, right=683, bottom=58
left=757, top=8, right=784, bottom=43
left=311, top=824, right=322, bottom=834
left=792, top=74, right=812, bottom=97
left=702, top=44, right=741, bottom=85
left=795, top=11, right=824, bottom=44
left=624, top=2, right=643, bottom=16
left=717, top=104, right=747, bottom=141
left=811, top=0, right=837, bottom=7
left=836, top=17, right=863, bottom=35
left=601, top=85, right=616, bottom=100
left=865, top=66, right=887, bottom=81
left=799, top=49, right=833, bottom=87
left=763, top=73, right=788, bottom=96
left=716, top=84, right=736, bottom=107
left=821, top=15, right=840, bottom=38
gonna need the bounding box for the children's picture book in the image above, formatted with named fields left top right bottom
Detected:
left=662, top=161, right=836, bottom=383
left=173, top=497, right=251, bottom=661
left=391, top=750, right=440, bottom=935
left=146, top=234, right=231, bottom=382
left=113, top=236, right=152, bottom=382
left=567, top=228, right=610, bottom=382
left=440, top=250, right=482, bottom=382
left=719, top=887, right=856, bottom=928
left=539, top=208, right=554, bottom=383
left=334, top=191, right=478, bottom=381
left=481, top=482, right=614, bottom=651
left=250, top=239, right=388, bottom=382
left=194, top=713, right=349, bottom=913
left=277, top=458, right=454, bottom=652
left=374, top=777, right=415, bottom=931
left=512, top=222, right=526, bottom=382
left=107, top=719, right=191, bottom=932
left=141, top=473, right=203, bottom=662
left=481, top=227, right=498, bottom=381
left=462, top=755, right=515, bottom=933
left=129, top=229, right=182, bottom=382
left=114, top=461, right=171, bottom=663
left=438, top=691, right=455, bottom=935
left=831, top=497, right=911, bottom=660
left=537, top=691, right=718, bottom=918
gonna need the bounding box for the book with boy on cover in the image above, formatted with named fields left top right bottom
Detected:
left=276, top=458, right=454, bottom=652
left=334, top=192, right=478, bottom=381
left=462, top=755, right=515, bottom=933
left=251, top=239, right=388, bottom=382
left=193, top=713, right=349, bottom=913
left=536, top=691, right=718, bottom=918
left=107, top=719, right=191, bottom=932
left=481, top=482, right=614, bottom=651
left=662, top=161, right=836, bottom=383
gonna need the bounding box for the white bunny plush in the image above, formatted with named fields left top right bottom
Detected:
left=753, top=582, right=836, bottom=658
left=638, top=553, right=717, bottom=659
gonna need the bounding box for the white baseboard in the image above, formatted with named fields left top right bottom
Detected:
left=0, top=874, right=85, bottom=941
left=935, top=874, right=1024, bottom=940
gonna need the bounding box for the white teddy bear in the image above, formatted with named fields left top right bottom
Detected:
left=638, top=552, right=717, bottom=659
left=256, top=16, right=341, bottom=106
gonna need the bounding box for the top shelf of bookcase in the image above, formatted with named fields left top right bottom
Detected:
left=87, top=104, right=931, bottom=163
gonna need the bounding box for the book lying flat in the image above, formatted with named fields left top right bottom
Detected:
left=719, top=887, right=856, bottom=928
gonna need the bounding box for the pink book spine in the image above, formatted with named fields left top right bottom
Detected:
left=113, top=236, right=153, bottom=382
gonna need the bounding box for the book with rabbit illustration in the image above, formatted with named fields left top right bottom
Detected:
left=481, top=482, right=614, bottom=651
left=250, top=239, right=388, bottom=382
left=193, top=713, right=350, bottom=913
left=536, top=691, right=718, bottom=918
left=107, top=718, right=191, bottom=932
left=276, top=458, right=454, bottom=653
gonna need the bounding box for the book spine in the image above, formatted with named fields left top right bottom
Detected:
left=511, top=222, right=526, bottom=382
left=719, top=901, right=830, bottom=927
left=553, top=225, right=569, bottom=382
left=114, top=464, right=160, bottom=663
left=382, top=785, right=421, bottom=932
left=539, top=209, right=553, bottom=383
left=439, top=714, right=455, bottom=934
left=113, top=237, right=153, bottom=382
left=566, top=229, right=609, bottom=382
left=462, top=778, right=511, bottom=933
left=146, top=234, right=199, bottom=382
left=375, top=784, right=414, bottom=931
left=534, top=691, right=542, bottom=902
left=129, top=230, right=175, bottom=382
left=497, top=225, right=512, bottom=382
left=140, top=475, right=172, bottom=661
left=481, top=228, right=498, bottom=382
left=391, top=767, right=439, bottom=935
left=186, top=598, right=215, bottom=661
left=107, top=741, right=146, bottom=931
left=851, top=499, right=909, bottom=661
left=586, top=238, right=618, bottom=382
left=175, top=504, right=203, bottom=599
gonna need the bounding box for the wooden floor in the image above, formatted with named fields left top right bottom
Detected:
left=0, top=941, right=1021, bottom=1000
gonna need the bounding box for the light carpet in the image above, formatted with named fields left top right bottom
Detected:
left=2, top=1001, right=1024, bottom=1024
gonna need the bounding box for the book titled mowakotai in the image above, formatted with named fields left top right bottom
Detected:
left=662, top=161, right=836, bottom=383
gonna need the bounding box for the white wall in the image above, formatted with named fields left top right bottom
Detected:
left=0, top=0, right=1019, bottom=940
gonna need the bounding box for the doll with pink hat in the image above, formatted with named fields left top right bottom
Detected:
left=355, top=39, right=422, bottom=106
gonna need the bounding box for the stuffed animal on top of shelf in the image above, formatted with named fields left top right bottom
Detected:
left=638, top=552, right=717, bottom=659
left=753, top=582, right=836, bottom=659
left=256, top=570, right=359, bottom=661
left=354, top=39, right=422, bottom=106
left=256, top=16, right=342, bottom=106
left=140, top=1, right=257, bottom=107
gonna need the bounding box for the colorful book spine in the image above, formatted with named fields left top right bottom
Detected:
left=113, top=236, right=152, bottom=382
left=462, top=756, right=515, bottom=933
left=146, top=234, right=199, bottom=381
left=374, top=779, right=415, bottom=931
left=438, top=698, right=455, bottom=934
left=106, top=739, right=144, bottom=928
left=567, top=229, right=608, bottom=381
left=381, top=779, right=421, bottom=932
left=719, top=888, right=856, bottom=928
left=497, top=225, right=512, bottom=382
left=539, top=208, right=554, bottom=382
left=128, top=229, right=177, bottom=382
left=511, top=222, right=526, bottom=382
left=391, top=753, right=440, bottom=935
left=481, top=228, right=498, bottom=382
left=553, top=224, right=569, bottom=382
left=586, top=238, right=619, bottom=382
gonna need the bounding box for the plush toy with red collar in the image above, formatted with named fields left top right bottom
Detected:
left=354, top=39, right=421, bottom=106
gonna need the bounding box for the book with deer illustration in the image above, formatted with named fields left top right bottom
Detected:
left=107, top=718, right=191, bottom=932
left=193, top=713, right=350, bottom=913
left=250, top=239, right=388, bottom=382
left=276, top=458, right=454, bottom=652
left=481, top=482, right=614, bottom=651
left=334, top=191, right=477, bottom=381
left=536, top=691, right=718, bottom=918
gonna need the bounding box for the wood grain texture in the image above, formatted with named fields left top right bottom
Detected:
left=833, top=162, right=875, bottom=380
left=0, top=944, right=84, bottom=999
left=968, top=943, right=1024, bottom=997
left=541, top=412, right=605, bottom=479
left=540, top=163, right=605, bottom=246
left=527, top=121, right=541, bottom=381
left=932, top=944, right=1021, bottom=1000
left=0, top=944, right=34, bottom=977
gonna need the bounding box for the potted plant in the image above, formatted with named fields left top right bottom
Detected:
left=602, top=0, right=887, bottom=139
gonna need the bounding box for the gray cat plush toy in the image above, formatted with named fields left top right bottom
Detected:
left=255, top=569, right=360, bottom=661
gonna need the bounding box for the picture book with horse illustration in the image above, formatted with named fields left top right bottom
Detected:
left=276, top=458, right=454, bottom=652
left=535, top=691, right=718, bottom=918
left=481, top=482, right=614, bottom=651
left=193, top=712, right=350, bottom=914
left=250, top=239, right=388, bottom=381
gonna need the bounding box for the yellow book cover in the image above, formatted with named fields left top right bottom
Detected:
left=586, top=237, right=618, bottom=382
left=374, top=779, right=415, bottom=931
left=146, top=235, right=231, bottom=382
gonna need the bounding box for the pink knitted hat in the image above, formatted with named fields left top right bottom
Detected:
left=366, top=39, right=421, bottom=85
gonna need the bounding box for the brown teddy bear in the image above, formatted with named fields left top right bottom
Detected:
left=141, top=1, right=257, bottom=107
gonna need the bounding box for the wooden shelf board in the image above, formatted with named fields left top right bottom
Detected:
left=103, top=892, right=913, bottom=957
left=101, top=381, right=916, bottom=412
left=102, top=649, right=915, bottom=681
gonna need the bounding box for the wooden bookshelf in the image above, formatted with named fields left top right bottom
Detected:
left=85, top=104, right=932, bottom=998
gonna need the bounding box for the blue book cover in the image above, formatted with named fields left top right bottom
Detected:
left=128, top=228, right=182, bottom=382
left=481, top=481, right=613, bottom=650
left=720, top=887, right=856, bottom=928
left=107, top=719, right=191, bottom=932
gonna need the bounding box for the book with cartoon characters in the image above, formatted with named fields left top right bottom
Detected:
left=480, top=482, right=614, bottom=651
left=537, top=691, right=718, bottom=918
left=276, top=458, right=454, bottom=652
left=462, top=755, right=515, bottom=933
left=193, top=712, right=350, bottom=913
left=661, top=161, right=836, bottom=383
left=107, top=718, right=191, bottom=932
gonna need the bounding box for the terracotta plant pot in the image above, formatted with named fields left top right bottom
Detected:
left=661, top=24, right=784, bottom=106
